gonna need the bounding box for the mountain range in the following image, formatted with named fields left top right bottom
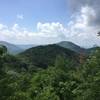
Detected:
left=0, top=41, right=36, bottom=54
left=0, top=40, right=99, bottom=68
left=0, top=41, right=23, bottom=54
left=0, top=41, right=98, bottom=55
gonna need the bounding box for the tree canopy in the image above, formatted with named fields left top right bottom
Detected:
left=0, top=46, right=100, bottom=100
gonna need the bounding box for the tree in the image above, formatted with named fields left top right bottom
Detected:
left=55, top=55, right=66, bottom=70
left=0, top=45, right=7, bottom=56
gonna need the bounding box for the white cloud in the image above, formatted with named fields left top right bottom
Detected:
left=66, top=6, right=100, bottom=48
left=17, top=14, right=24, bottom=20
left=37, top=22, right=68, bottom=38
left=0, top=22, right=69, bottom=44
left=0, top=24, right=7, bottom=30
left=0, top=6, right=100, bottom=48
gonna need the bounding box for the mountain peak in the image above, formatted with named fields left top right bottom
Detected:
left=57, top=41, right=86, bottom=53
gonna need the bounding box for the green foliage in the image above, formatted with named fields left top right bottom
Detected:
left=0, top=45, right=7, bottom=56
left=19, top=44, right=78, bottom=68
left=0, top=46, right=100, bottom=100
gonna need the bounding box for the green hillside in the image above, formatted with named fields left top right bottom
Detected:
left=0, top=45, right=100, bottom=100
left=19, top=44, right=79, bottom=68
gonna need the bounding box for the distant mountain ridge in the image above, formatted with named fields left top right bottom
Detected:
left=0, top=41, right=99, bottom=55
left=0, top=41, right=36, bottom=54
left=0, top=41, right=23, bottom=54
left=16, top=44, right=36, bottom=50
left=57, top=41, right=86, bottom=53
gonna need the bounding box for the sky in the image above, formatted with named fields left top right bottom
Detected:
left=0, top=0, right=100, bottom=48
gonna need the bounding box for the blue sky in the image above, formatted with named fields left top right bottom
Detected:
left=0, top=0, right=69, bottom=30
left=0, top=0, right=100, bottom=47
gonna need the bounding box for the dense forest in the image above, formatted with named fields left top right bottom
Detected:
left=0, top=44, right=100, bottom=100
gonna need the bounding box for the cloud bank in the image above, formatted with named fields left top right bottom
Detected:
left=0, top=0, right=100, bottom=48
left=68, top=0, right=100, bottom=26
left=0, top=23, right=68, bottom=45
left=67, top=0, right=100, bottom=47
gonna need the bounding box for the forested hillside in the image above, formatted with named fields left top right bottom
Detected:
left=0, top=45, right=100, bottom=100
left=19, top=44, right=79, bottom=68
